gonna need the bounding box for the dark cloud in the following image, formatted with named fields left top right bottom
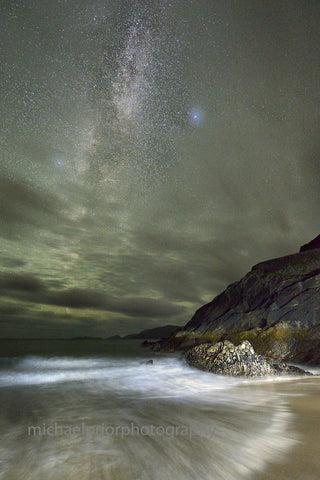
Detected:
left=0, top=273, right=45, bottom=292
left=0, top=304, right=26, bottom=315
left=0, top=256, right=26, bottom=268
left=50, top=288, right=184, bottom=318
left=51, top=288, right=106, bottom=309
left=110, top=297, right=184, bottom=318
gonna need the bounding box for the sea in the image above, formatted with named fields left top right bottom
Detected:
left=0, top=339, right=318, bottom=480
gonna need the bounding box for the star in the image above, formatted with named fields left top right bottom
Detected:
left=189, top=107, right=204, bottom=126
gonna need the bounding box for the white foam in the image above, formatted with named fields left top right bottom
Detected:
left=0, top=355, right=299, bottom=479
left=0, top=356, right=240, bottom=400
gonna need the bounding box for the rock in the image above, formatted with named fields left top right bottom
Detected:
left=140, top=359, right=154, bottom=365
left=271, top=362, right=311, bottom=375
left=300, top=234, right=320, bottom=253
left=185, top=340, right=276, bottom=376
left=185, top=340, right=311, bottom=376
left=151, top=343, right=161, bottom=352
left=158, top=243, right=320, bottom=364
left=141, top=340, right=155, bottom=348
left=185, top=250, right=320, bottom=338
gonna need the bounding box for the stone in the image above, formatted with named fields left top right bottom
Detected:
left=140, top=359, right=154, bottom=365
left=141, top=340, right=155, bottom=348
left=185, top=340, right=311, bottom=377
left=151, top=343, right=161, bottom=352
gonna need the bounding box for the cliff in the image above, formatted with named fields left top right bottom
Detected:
left=158, top=238, right=320, bottom=364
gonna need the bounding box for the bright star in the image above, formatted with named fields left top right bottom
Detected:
left=189, top=107, right=204, bottom=126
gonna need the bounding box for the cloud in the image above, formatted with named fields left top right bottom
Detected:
left=0, top=174, right=65, bottom=239
left=110, top=297, right=184, bottom=318
left=51, top=288, right=106, bottom=309
left=0, top=273, right=45, bottom=292
left=0, top=272, right=185, bottom=324
left=0, top=256, right=26, bottom=268
left=0, top=304, right=26, bottom=315
left=50, top=288, right=184, bottom=317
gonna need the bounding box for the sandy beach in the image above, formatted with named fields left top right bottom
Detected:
left=251, top=375, right=320, bottom=480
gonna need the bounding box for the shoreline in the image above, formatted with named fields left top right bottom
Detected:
left=246, top=375, right=320, bottom=480
left=0, top=349, right=319, bottom=479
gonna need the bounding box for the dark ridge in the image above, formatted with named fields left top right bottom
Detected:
left=300, top=234, right=320, bottom=252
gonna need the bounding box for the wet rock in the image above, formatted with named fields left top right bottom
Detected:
left=141, top=340, right=155, bottom=348
left=151, top=343, right=161, bottom=352
left=140, top=359, right=154, bottom=365
left=271, top=362, right=311, bottom=375
left=185, top=340, right=311, bottom=377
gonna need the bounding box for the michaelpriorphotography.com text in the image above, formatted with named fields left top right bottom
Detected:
left=27, top=422, right=193, bottom=439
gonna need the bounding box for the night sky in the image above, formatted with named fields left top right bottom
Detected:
left=1, top=1, right=320, bottom=338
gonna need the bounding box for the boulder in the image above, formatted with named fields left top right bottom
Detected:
left=140, top=359, right=154, bottom=365
left=185, top=340, right=311, bottom=377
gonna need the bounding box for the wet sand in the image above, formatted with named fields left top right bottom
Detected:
left=251, top=375, right=320, bottom=480
left=1, top=344, right=319, bottom=479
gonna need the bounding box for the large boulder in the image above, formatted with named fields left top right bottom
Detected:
left=185, top=340, right=310, bottom=377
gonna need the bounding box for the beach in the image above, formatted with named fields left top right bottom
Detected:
left=0, top=340, right=319, bottom=480
left=252, top=375, right=320, bottom=480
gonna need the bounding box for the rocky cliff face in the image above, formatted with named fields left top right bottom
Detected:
left=158, top=238, right=320, bottom=364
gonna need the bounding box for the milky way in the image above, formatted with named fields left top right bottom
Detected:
left=1, top=1, right=320, bottom=337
